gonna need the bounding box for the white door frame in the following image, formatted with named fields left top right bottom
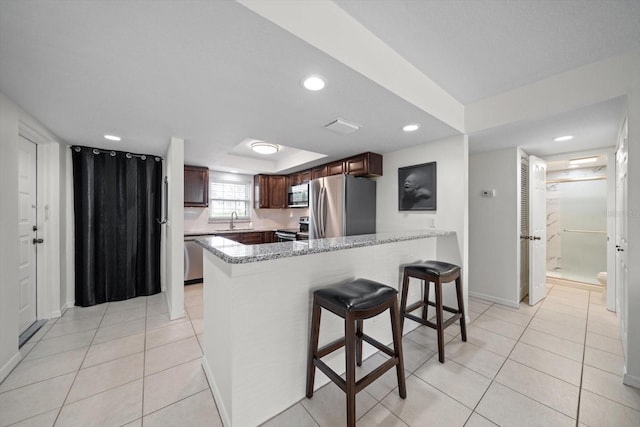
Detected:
left=18, top=121, right=61, bottom=321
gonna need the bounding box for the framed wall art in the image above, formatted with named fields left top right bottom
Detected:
left=398, top=161, right=437, bottom=211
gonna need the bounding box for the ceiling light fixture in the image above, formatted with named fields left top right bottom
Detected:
left=302, top=75, right=326, bottom=91
left=569, top=156, right=598, bottom=165
left=104, top=134, right=121, bottom=141
left=568, top=165, right=579, bottom=169
left=554, top=135, right=574, bottom=142
left=251, top=141, right=279, bottom=155
left=403, top=124, right=420, bottom=132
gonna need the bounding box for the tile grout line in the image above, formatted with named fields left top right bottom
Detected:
left=575, top=291, right=594, bottom=426
left=51, top=302, right=110, bottom=427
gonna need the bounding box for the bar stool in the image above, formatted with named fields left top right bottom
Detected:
left=306, top=278, right=407, bottom=427
left=400, top=261, right=466, bottom=363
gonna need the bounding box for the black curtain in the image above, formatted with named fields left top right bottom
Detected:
left=72, top=146, right=163, bottom=306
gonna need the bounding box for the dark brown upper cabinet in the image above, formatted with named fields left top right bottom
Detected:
left=184, top=165, right=209, bottom=207
left=345, top=152, right=383, bottom=177
left=254, top=174, right=287, bottom=209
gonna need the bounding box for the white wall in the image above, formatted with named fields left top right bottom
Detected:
left=0, top=93, right=21, bottom=381
left=376, top=135, right=469, bottom=309
left=164, top=137, right=185, bottom=320
left=0, top=92, right=65, bottom=382
left=468, top=147, right=520, bottom=307
left=624, top=88, right=640, bottom=387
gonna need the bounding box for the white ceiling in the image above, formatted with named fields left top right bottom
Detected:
left=335, top=0, right=640, bottom=104
left=0, top=0, right=638, bottom=173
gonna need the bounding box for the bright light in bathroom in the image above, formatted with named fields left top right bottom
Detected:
left=104, top=134, right=121, bottom=141
left=568, top=165, right=579, bottom=169
left=554, top=135, right=574, bottom=142
left=569, top=156, right=598, bottom=165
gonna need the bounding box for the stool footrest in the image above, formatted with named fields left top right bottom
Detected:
left=314, top=359, right=347, bottom=393
left=361, top=334, right=395, bottom=358
left=317, top=337, right=346, bottom=359
left=355, top=358, right=398, bottom=393
left=425, top=300, right=461, bottom=315
left=405, top=300, right=461, bottom=316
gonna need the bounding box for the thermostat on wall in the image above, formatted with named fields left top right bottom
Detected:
left=481, top=189, right=496, bottom=198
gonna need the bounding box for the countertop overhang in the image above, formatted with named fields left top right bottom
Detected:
left=196, top=230, right=454, bottom=264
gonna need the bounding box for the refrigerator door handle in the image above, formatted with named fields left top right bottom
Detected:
left=319, top=186, right=326, bottom=238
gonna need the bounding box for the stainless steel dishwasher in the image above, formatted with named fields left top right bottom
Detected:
left=184, top=234, right=209, bottom=284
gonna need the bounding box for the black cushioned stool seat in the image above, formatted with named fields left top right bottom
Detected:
left=400, top=261, right=466, bottom=363
left=306, top=279, right=407, bottom=427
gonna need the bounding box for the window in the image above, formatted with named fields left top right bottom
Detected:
left=209, top=172, right=252, bottom=221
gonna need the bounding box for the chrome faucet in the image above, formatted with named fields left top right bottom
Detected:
left=230, top=211, right=239, bottom=230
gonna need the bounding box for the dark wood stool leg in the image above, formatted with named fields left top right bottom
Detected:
left=434, top=279, right=445, bottom=363
left=421, top=279, right=430, bottom=321
left=306, top=300, right=322, bottom=398
left=356, top=319, right=364, bottom=367
left=345, top=313, right=357, bottom=427
left=390, top=299, right=407, bottom=399
left=455, top=276, right=467, bottom=342
left=400, top=270, right=410, bottom=331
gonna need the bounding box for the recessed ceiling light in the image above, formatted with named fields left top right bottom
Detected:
left=302, top=75, right=325, bottom=91
left=251, top=141, right=279, bottom=155
left=403, top=124, right=420, bottom=132
left=554, top=135, right=574, bottom=142
left=104, top=134, right=121, bottom=141
left=569, top=156, right=598, bottom=165
left=568, top=165, right=579, bottom=169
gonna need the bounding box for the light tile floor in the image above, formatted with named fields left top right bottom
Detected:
left=0, top=283, right=638, bottom=426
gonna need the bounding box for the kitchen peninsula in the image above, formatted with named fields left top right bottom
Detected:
left=197, top=231, right=461, bottom=427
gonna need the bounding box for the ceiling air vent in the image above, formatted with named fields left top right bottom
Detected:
left=323, top=118, right=361, bottom=135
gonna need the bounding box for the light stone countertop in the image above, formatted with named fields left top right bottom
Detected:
left=196, top=230, right=454, bottom=264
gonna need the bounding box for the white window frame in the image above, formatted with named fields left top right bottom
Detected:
left=208, top=172, right=252, bottom=223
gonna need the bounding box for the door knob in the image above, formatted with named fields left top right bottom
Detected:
left=32, top=238, right=44, bottom=244
left=532, top=236, right=541, bottom=241
left=520, top=235, right=530, bottom=240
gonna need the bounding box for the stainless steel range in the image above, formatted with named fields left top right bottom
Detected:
left=275, top=217, right=309, bottom=242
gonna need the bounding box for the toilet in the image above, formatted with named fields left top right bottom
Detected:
left=597, top=272, right=607, bottom=299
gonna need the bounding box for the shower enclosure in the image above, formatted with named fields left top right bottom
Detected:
left=546, top=171, right=607, bottom=286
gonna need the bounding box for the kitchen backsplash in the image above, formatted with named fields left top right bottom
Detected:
left=184, top=207, right=308, bottom=234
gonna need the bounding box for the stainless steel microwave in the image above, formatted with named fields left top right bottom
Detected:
left=288, top=183, right=308, bottom=208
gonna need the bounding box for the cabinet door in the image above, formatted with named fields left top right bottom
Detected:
left=217, top=233, right=241, bottom=242
left=184, top=166, right=209, bottom=207
left=269, top=175, right=288, bottom=208
left=263, top=231, right=276, bottom=243
left=346, top=152, right=383, bottom=177
left=241, top=232, right=264, bottom=245
left=299, top=170, right=311, bottom=183
left=327, top=161, right=345, bottom=176
left=254, top=175, right=269, bottom=209
left=311, top=165, right=328, bottom=180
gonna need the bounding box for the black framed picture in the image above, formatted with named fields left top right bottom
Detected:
left=398, top=162, right=437, bottom=211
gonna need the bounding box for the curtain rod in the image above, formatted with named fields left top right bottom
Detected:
left=70, top=145, right=163, bottom=161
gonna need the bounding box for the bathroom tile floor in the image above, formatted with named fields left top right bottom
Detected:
left=0, top=283, right=637, bottom=426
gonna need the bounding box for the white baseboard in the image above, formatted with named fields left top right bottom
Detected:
left=468, top=291, right=519, bottom=308
left=0, top=351, right=22, bottom=384
left=623, top=371, right=640, bottom=389
left=202, top=356, right=231, bottom=427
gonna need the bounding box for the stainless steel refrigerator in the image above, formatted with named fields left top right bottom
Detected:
left=308, top=174, right=376, bottom=239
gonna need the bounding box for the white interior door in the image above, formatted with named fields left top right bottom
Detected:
left=615, top=120, right=628, bottom=352
left=18, top=136, right=38, bottom=334
left=529, top=155, right=547, bottom=305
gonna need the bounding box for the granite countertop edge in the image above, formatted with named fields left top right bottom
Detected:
left=196, top=230, right=455, bottom=264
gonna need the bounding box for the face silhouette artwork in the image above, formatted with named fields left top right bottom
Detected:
left=401, top=172, right=432, bottom=209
